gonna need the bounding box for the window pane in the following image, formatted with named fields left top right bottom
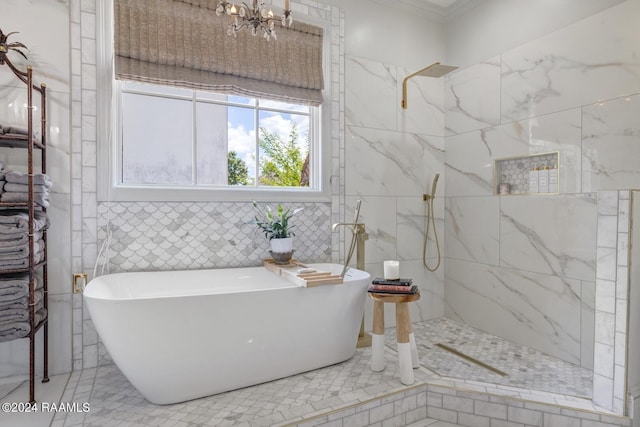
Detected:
left=258, top=111, right=310, bottom=187
left=227, top=106, right=257, bottom=185
left=196, top=103, right=228, bottom=185
left=196, top=92, right=256, bottom=106
left=122, top=92, right=193, bottom=184
left=259, top=99, right=309, bottom=113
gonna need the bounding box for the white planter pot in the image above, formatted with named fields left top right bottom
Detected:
left=270, top=237, right=293, bottom=254
left=270, top=237, right=293, bottom=264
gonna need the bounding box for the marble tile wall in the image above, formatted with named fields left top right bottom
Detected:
left=592, top=191, right=630, bottom=414
left=345, top=55, right=446, bottom=328
left=96, top=202, right=332, bottom=272
left=75, top=1, right=345, bottom=369
left=444, top=0, right=640, bottom=415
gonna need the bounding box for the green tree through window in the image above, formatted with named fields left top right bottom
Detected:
left=259, top=124, right=309, bottom=187
left=227, top=150, right=251, bottom=185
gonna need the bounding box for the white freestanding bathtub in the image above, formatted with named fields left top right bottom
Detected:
left=83, top=263, right=370, bottom=404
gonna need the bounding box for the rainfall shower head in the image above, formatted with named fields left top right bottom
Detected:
left=401, top=62, right=459, bottom=109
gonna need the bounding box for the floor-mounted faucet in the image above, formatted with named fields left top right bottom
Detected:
left=332, top=200, right=371, bottom=348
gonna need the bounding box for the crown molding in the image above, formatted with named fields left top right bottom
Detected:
left=369, top=0, right=477, bottom=23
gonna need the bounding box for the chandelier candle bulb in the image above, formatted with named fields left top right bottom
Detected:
left=285, top=0, right=290, bottom=10
left=383, top=260, right=400, bottom=280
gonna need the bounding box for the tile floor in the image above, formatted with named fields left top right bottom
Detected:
left=386, top=318, right=593, bottom=398
left=0, top=318, right=607, bottom=426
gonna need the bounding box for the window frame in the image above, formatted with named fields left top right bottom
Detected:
left=96, top=0, right=332, bottom=203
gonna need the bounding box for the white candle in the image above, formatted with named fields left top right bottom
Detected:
left=383, top=260, right=400, bottom=280
left=284, top=0, right=290, bottom=10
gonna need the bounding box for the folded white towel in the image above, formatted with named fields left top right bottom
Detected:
left=0, top=210, right=49, bottom=234
left=0, top=192, right=50, bottom=208
left=3, top=183, right=51, bottom=193
left=4, top=171, right=52, bottom=186
left=0, top=211, right=49, bottom=234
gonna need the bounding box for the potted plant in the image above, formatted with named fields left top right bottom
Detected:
left=253, top=202, right=303, bottom=264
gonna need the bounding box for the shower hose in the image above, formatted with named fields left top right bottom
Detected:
left=422, top=194, right=441, bottom=272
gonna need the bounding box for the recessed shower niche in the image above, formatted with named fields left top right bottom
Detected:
left=494, top=152, right=559, bottom=195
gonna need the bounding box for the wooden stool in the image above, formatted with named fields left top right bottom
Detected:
left=369, top=290, right=420, bottom=385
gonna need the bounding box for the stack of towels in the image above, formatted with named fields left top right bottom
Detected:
left=0, top=210, right=49, bottom=270
left=0, top=124, right=29, bottom=139
left=0, top=170, right=53, bottom=208
left=0, top=273, right=46, bottom=342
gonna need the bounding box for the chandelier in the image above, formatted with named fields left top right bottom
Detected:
left=215, top=0, right=293, bottom=41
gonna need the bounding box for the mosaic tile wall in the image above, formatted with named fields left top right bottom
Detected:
left=495, top=152, right=558, bottom=195
left=96, top=202, right=332, bottom=272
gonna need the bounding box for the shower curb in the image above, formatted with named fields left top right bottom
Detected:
left=281, top=380, right=633, bottom=427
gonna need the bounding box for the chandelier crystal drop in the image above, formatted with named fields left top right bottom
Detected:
left=216, top=0, right=293, bottom=41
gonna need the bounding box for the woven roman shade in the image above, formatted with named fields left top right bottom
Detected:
left=114, top=0, right=324, bottom=105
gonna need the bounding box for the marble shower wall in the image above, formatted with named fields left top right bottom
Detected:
left=345, top=56, right=446, bottom=328
left=444, top=0, right=640, bottom=414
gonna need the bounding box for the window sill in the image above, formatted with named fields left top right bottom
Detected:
left=99, top=185, right=332, bottom=203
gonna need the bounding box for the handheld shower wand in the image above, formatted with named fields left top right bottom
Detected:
left=423, top=174, right=441, bottom=272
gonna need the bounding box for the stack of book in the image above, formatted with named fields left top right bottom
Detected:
left=368, top=278, right=418, bottom=294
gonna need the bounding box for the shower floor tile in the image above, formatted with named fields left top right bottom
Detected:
left=384, top=317, right=593, bottom=398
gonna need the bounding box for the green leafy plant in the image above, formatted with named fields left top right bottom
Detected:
left=253, top=202, right=303, bottom=240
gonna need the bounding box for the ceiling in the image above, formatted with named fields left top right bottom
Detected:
left=374, top=0, right=477, bottom=21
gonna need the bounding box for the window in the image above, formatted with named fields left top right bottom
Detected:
left=118, top=81, right=316, bottom=190
left=97, top=1, right=331, bottom=202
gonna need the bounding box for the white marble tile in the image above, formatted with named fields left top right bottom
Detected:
left=398, top=65, right=445, bottom=137
left=615, top=266, right=628, bottom=299
left=616, top=233, right=629, bottom=268
left=501, top=1, right=640, bottom=122
left=445, top=56, right=501, bottom=136
left=597, top=191, right=619, bottom=216
left=397, top=196, right=444, bottom=264
left=580, top=280, right=595, bottom=369
left=500, top=194, right=597, bottom=281
left=593, top=342, right=614, bottom=378
left=0, top=1, right=71, bottom=90
left=594, top=311, right=615, bottom=346
left=444, top=130, right=494, bottom=197
left=597, top=216, right=618, bottom=249
left=445, top=109, right=581, bottom=197
left=618, top=198, right=629, bottom=233
left=593, top=374, right=614, bottom=411
left=595, top=279, right=616, bottom=314
left=614, top=331, right=626, bottom=367
left=345, top=56, right=396, bottom=131
left=47, top=192, right=72, bottom=295
left=345, top=196, right=396, bottom=265
left=445, top=196, right=499, bottom=265
left=401, top=259, right=445, bottom=321
left=48, top=294, right=73, bottom=375
left=0, top=373, right=69, bottom=427
left=582, top=94, right=640, bottom=192
left=345, top=126, right=444, bottom=197
left=444, top=259, right=582, bottom=364
left=596, top=247, right=617, bottom=282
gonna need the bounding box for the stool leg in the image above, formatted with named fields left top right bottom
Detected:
left=371, top=300, right=385, bottom=372
left=395, top=303, right=414, bottom=385
left=409, top=332, right=419, bottom=368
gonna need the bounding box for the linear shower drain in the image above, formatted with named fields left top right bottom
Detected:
left=435, top=343, right=508, bottom=377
